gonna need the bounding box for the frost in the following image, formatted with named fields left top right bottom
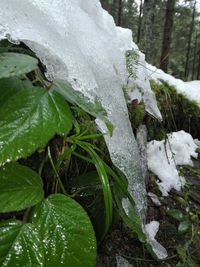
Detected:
left=147, top=131, right=198, bottom=196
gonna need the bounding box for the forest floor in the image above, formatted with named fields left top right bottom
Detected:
left=99, top=157, right=200, bottom=267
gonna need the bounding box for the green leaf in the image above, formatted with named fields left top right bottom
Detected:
left=76, top=141, right=113, bottom=239
left=178, top=221, right=189, bottom=234
left=52, top=80, right=113, bottom=135
left=0, top=77, right=32, bottom=108
left=0, top=163, right=44, bottom=213
left=167, top=209, right=184, bottom=221
left=0, top=52, right=38, bottom=79
left=0, top=85, right=73, bottom=166
left=0, top=220, right=22, bottom=264
left=30, top=194, right=96, bottom=267
left=186, top=258, right=199, bottom=267
left=112, top=180, right=146, bottom=242
left=69, top=171, right=101, bottom=196
left=1, top=222, right=44, bottom=267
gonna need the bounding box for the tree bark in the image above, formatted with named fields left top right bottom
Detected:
left=184, top=0, right=196, bottom=80
left=192, top=30, right=198, bottom=80
left=160, top=0, right=176, bottom=72
left=137, top=0, right=143, bottom=44
left=197, top=48, right=200, bottom=80
left=140, top=0, right=157, bottom=62
left=117, top=0, right=123, bottom=26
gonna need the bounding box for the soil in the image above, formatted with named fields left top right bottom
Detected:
left=98, top=159, right=200, bottom=267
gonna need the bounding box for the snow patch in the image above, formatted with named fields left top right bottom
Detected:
left=147, top=131, right=198, bottom=196
left=148, top=192, right=161, bottom=206
left=147, top=64, right=200, bottom=106
left=116, top=256, right=134, bottom=267
left=145, top=221, right=168, bottom=259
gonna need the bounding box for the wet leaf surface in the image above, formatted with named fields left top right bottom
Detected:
left=1, top=222, right=44, bottom=267
left=30, top=194, right=97, bottom=267
left=0, top=53, right=38, bottom=79
left=0, top=85, right=73, bottom=166
left=0, top=163, right=44, bottom=213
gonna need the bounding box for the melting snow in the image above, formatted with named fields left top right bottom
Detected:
left=147, top=130, right=199, bottom=196
left=145, top=221, right=168, bottom=259
left=147, top=64, right=200, bottom=106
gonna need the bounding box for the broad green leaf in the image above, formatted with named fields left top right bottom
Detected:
left=52, top=80, right=113, bottom=135
left=0, top=163, right=44, bottom=213
left=178, top=221, right=189, bottom=234
left=0, top=86, right=73, bottom=166
left=0, top=77, right=32, bottom=108
left=0, top=52, right=38, bottom=79
left=30, top=194, right=96, bottom=267
left=0, top=220, right=22, bottom=264
left=1, top=222, right=44, bottom=267
left=167, top=209, right=184, bottom=221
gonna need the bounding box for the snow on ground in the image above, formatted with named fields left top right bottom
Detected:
left=147, top=131, right=199, bottom=196
left=147, top=192, right=161, bottom=206
left=147, top=64, right=200, bottom=106
left=145, top=221, right=168, bottom=259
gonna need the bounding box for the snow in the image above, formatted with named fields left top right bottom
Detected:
left=145, top=221, right=168, bottom=259
left=123, top=40, right=162, bottom=120
left=148, top=192, right=161, bottom=206
left=147, top=64, right=200, bottom=106
left=147, top=131, right=198, bottom=196
left=116, top=256, right=134, bottom=267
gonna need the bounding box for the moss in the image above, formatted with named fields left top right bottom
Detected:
left=128, top=102, right=146, bottom=131
left=147, top=80, right=200, bottom=140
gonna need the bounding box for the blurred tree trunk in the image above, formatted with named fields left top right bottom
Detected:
left=184, top=0, right=196, bottom=80
left=140, top=0, right=157, bottom=62
left=117, top=0, right=123, bottom=26
left=137, top=0, right=143, bottom=44
left=160, top=0, right=176, bottom=72
left=192, top=30, right=198, bottom=80
left=197, top=49, right=200, bottom=80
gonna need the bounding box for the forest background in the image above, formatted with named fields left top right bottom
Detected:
left=100, top=0, right=200, bottom=81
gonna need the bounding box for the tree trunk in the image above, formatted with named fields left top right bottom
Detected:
left=192, top=30, right=198, bottom=80
left=117, top=0, right=123, bottom=26
left=197, top=48, right=200, bottom=80
left=160, top=0, right=176, bottom=72
left=137, top=0, right=143, bottom=44
left=140, top=0, right=157, bottom=62
left=184, top=0, right=196, bottom=80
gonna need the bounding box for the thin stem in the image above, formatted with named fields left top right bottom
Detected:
left=47, top=146, right=68, bottom=195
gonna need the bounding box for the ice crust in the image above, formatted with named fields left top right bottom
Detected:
left=0, top=0, right=160, bottom=216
